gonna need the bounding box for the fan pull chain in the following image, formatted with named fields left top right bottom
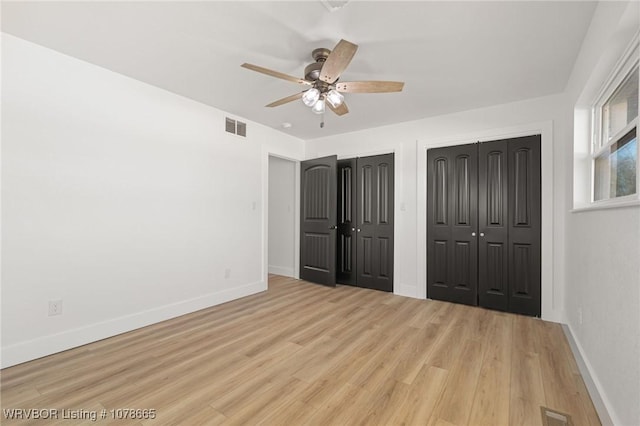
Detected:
left=320, top=112, right=325, bottom=128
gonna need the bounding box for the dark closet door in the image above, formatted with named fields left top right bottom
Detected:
left=478, top=139, right=509, bottom=311
left=427, top=136, right=541, bottom=316
left=356, top=154, right=394, bottom=292
left=337, top=159, right=357, bottom=285
left=427, top=144, right=478, bottom=305
left=478, top=136, right=541, bottom=316
left=507, top=135, right=541, bottom=316
left=300, top=156, right=338, bottom=286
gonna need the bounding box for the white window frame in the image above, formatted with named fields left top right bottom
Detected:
left=590, top=36, right=639, bottom=205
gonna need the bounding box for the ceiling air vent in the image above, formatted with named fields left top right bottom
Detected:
left=225, top=117, right=246, bottom=137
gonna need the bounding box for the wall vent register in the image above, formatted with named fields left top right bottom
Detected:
left=225, top=117, right=246, bottom=137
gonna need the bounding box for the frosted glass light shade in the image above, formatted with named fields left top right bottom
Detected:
left=312, top=99, right=325, bottom=114
left=326, top=89, right=344, bottom=108
left=302, top=88, right=320, bottom=107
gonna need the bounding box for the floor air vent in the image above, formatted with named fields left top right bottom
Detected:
left=541, top=406, right=573, bottom=426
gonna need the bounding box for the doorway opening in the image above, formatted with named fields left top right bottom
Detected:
left=268, top=156, right=296, bottom=280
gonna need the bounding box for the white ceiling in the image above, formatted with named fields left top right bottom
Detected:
left=2, top=1, right=598, bottom=140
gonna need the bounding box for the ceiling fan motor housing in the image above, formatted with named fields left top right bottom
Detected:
left=305, top=47, right=332, bottom=81
left=304, top=62, right=322, bottom=81
left=312, top=47, right=331, bottom=62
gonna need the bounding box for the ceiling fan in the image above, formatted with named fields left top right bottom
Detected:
left=241, top=39, right=404, bottom=122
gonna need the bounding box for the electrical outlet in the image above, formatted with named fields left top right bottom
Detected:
left=224, top=268, right=231, bottom=279
left=48, top=300, right=63, bottom=316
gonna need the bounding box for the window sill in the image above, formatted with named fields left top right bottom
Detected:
left=571, top=197, right=640, bottom=213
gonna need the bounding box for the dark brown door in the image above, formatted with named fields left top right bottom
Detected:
left=427, top=136, right=541, bottom=316
left=478, top=139, right=509, bottom=311
left=506, top=136, right=541, bottom=316
left=300, top=156, right=337, bottom=286
left=356, top=154, right=394, bottom=292
left=427, top=144, right=478, bottom=305
left=478, top=136, right=542, bottom=316
left=337, top=159, right=357, bottom=285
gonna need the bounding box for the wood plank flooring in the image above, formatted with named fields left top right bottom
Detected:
left=1, top=275, right=600, bottom=425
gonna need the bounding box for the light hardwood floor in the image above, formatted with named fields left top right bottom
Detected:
left=1, top=275, right=600, bottom=425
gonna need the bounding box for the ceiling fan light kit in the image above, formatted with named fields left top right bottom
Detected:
left=241, top=39, right=404, bottom=127
left=302, top=88, right=320, bottom=107
left=312, top=98, right=326, bottom=115
left=325, top=89, right=344, bottom=108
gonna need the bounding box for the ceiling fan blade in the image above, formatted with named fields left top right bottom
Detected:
left=241, top=63, right=312, bottom=86
left=335, top=81, right=405, bottom=93
left=319, top=39, right=358, bottom=84
left=327, top=101, right=349, bottom=116
left=265, top=92, right=303, bottom=108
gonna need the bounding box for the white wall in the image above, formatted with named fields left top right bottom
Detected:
left=0, top=34, right=304, bottom=368
left=268, top=156, right=296, bottom=277
left=564, top=2, right=640, bottom=425
left=306, top=93, right=569, bottom=322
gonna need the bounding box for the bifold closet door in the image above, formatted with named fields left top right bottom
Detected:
left=337, top=159, right=357, bottom=286
left=300, top=155, right=337, bottom=286
left=426, top=144, right=478, bottom=305
left=477, top=136, right=541, bottom=315
left=427, top=136, right=541, bottom=316
left=305, top=153, right=394, bottom=291
left=356, top=154, right=394, bottom=292
left=506, top=136, right=541, bottom=316
left=478, top=140, right=509, bottom=311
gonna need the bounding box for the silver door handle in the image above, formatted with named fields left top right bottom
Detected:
left=351, top=228, right=356, bottom=231
left=480, top=232, right=485, bottom=237
left=472, top=232, right=476, bottom=237
left=329, top=225, right=337, bottom=230
left=357, top=228, right=361, bottom=232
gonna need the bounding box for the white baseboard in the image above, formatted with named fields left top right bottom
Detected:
left=394, top=282, right=418, bottom=299
left=1, top=281, right=266, bottom=369
left=562, top=323, right=617, bottom=426
left=268, top=265, right=294, bottom=277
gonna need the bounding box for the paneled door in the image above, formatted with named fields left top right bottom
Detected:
left=478, top=139, right=509, bottom=311
left=426, top=143, right=478, bottom=306
left=477, top=136, right=541, bottom=315
left=506, top=136, right=541, bottom=316
left=427, top=136, right=541, bottom=316
left=356, top=154, right=395, bottom=292
left=300, top=156, right=337, bottom=286
left=337, top=159, right=358, bottom=286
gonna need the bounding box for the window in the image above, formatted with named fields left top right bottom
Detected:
left=594, top=129, right=637, bottom=200
left=592, top=48, right=639, bottom=203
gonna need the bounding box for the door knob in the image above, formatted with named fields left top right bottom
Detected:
left=351, top=227, right=356, bottom=231
left=480, top=232, right=485, bottom=237
left=472, top=232, right=476, bottom=237
left=357, top=228, right=361, bottom=232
